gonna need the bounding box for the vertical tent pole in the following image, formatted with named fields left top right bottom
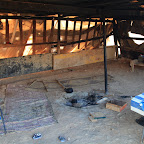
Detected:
left=92, top=21, right=97, bottom=46
left=85, top=18, right=91, bottom=48
left=19, top=19, right=23, bottom=44
left=78, top=20, right=83, bottom=49
left=65, top=19, right=68, bottom=44
left=57, top=14, right=61, bottom=54
left=72, top=20, right=76, bottom=47
left=33, top=19, right=36, bottom=54
left=102, top=18, right=108, bottom=94
left=43, top=19, right=46, bottom=43
left=6, top=19, right=9, bottom=44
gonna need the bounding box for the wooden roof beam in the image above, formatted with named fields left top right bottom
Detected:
left=0, top=1, right=99, bottom=17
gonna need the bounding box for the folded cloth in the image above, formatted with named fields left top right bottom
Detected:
left=131, top=93, right=144, bottom=116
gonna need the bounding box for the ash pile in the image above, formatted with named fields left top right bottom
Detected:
left=65, top=92, right=106, bottom=108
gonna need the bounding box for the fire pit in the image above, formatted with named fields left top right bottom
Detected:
left=65, top=91, right=104, bottom=108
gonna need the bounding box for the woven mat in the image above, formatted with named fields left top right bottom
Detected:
left=0, top=87, right=56, bottom=134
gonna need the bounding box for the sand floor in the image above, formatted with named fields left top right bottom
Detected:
left=0, top=58, right=143, bottom=144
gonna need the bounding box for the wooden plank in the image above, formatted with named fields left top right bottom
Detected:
left=85, top=19, right=91, bottom=48
left=19, top=19, right=23, bottom=44
left=79, top=0, right=131, bottom=7
left=0, top=32, right=113, bottom=49
left=0, top=1, right=99, bottom=17
left=40, top=80, right=48, bottom=92
left=89, top=112, right=105, bottom=119
left=88, top=116, right=98, bottom=122
left=57, top=15, right=61, bottom=54
left=0, top=1, right=143, bottom=20
left=92, top=21, right=97, bottom=46
left=72, top=20, right=76, bottom=47
left=10, top=19, right=18, bottom=44
left=0, top=15, right=112, bottom=22
left=0, top=53, right=52, bottom=79
left=5, top=19, right=9, bottom=44
left=43, top=20, right=46, bottom=43
left=78, top=20, right=83, bottom=49
left=53, top=46, right=116, bottom=70
left=33, top=19, right=36, bottom=54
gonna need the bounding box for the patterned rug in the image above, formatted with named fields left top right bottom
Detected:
left=0, top=86, right=56, bottom=134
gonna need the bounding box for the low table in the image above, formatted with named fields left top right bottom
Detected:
left=130, top=59, right=144, bottom=72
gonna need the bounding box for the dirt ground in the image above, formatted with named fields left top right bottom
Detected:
left=0, top=58, right=144, bottom=144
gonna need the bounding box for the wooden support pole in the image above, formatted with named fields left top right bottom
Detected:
left=102, top=18, right=108, bottom=94
left=116, top=21, right=122, bottom=47
left=33, top=19, right=36, bottom=54
left=19, top=19, right=23, bottom=44
left=64, top=19, right=68, bottom=48
left=19, top=22, right=33, bottom=56
left=51, top=19, right=54, bottom=41
left=57, top=15, right=61, bottom=54
left=5, top=19, right=9, bottom=44
left=48, top=19, right=54, bottom=53
left=92, top=21, right=97, bottom=46
left=78, top=20, right=83, bottom=49
left=85, top=18, right=91, bottom=48
left=61, top=19, right=69, bottom=53
left=10, top=19, right=18, bottom=44
left=43, top=20, right=46, bottom=43
left=100, top=22, right=102, bottom=33
left=72, top=20, right=76, bottom=47
left=113, top=19, right=118, bottom=58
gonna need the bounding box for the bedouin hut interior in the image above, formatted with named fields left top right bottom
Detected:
left=0, top=0, right=143, bottom=143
